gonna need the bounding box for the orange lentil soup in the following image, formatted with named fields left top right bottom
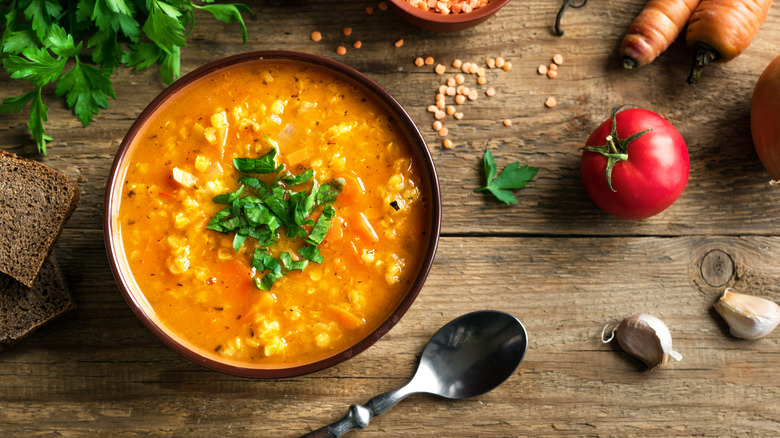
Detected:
left=116, top=60, right=430, bottom=367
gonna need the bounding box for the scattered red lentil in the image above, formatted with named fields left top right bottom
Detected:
left=495, top=57, right=505, bottom=68
left=310, top=31, right=322, bottom=42
left=553, top=53, right=564, bottom=65
left=545, top=96, right=557, bottom=108
left=343, top=27, right=352, bottom=36
left=454, top=112, right=464, bottom=120
left=477, top=76, right=487, bottom=85
left=415, top=57, right=425, bottom=67
left=501, top=62, right=512, bottom=72
left=468, top=63, right=478, bottom=74
left=467, top=89, right=478, bottom=101
left=353, top=40, right=362, bottom=49
left=485, top=88, right=496, bottom=97
left=503, top=119, right=512, bottom=127
left=443, top=139, right=454, bottom=149
left=379, top=1, right=389, bottom=10
left=487, top=58, right=496, bottom=69
left=549, top=63, right=558, bottom=71
left=435, top=110, right=446, bottom=120
left=425, top=56, right=435, bottom=65
left=436, top=100, right=445, bottom=109
left=446, top=105, right=456, bottom=115
left=432, top=120, right=443, bottom=131
left=438, top=85, right=447, bottom=94
left=452, top=59, right=462, bottom=68
left=427, top=105, right=438, bottom=113
left=366, top=6, right=374, bottom=13
left=336, top=46, right=347, bottom=55
left=455, top=94, right=466, bottom=105
left=394, top=39, right=404, bottom=47
left=435, top=64, right=446, bottom=75
left=438, top=127, right=449, bottom=136
left=537, top=64, right=548, bottom=75
left=446, top=87, right=456, bottom=96
left=455, top=74, right=465, bottom=84
left=447, top=77, right=456, bottom=87
left=461, top=62, right=471, bottom=73
left=547, top=69, right=558, bottom=79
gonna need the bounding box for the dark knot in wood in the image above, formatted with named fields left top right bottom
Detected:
left=700, top=249, right=734, bottom=287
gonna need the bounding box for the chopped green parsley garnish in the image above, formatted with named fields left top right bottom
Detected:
left=206, top=138, right=342, bottom=290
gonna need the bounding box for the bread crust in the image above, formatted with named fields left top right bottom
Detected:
left=0, top=149, right=80, bottom=287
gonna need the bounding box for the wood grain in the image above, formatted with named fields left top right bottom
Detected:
left=2, top=0, right=780, bottom=436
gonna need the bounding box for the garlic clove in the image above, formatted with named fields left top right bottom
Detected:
left=605, top=314, right=682, bottom=371
left=713, top=289, right=780, bottom=340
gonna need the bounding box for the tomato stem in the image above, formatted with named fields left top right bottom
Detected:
left=579, top=114, right=649, bottom=192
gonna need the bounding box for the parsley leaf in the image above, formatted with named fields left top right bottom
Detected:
left=55, top=58, right=116, bottom=126
left=122, top=42, right=163, bottom=71
left=143, top=0, right=187, bottom=53
left=28, top=87, right=52, bottom=153
left=1, top=0, right=252, bottom=154
left=23, top=0, right=62, bottom=41
left=206, top=146, right=340, bottom=290
left=3, top=45, right=67, bottom=86
left=194, top=3, right=253, bottom=43
left=475, top=149, right=538, bottom=205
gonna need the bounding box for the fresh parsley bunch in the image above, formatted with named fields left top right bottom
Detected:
left=0, top=0, right=252, bottom=154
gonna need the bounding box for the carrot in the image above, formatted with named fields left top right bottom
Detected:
left=336, top=174, right=365, bottom=205
left=284, top=146, right=312, bottom=168
left=686, top=0, right=774, bottom=84
left=620, top=0, right=702, bottom=69
left=326, top=305, right=364, bottom=330
left=352, top=212, right=379, bottom=243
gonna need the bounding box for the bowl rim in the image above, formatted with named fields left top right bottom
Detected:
left=388, top=0, right=510, bottom=24
left=104, top=50, right=442, bottom=378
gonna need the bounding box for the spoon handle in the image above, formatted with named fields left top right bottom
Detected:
left=300, top=386, right=412, bottom=437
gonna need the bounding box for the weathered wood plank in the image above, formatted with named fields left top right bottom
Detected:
left=2, top=234, right=779, bottom=436
left=1, top=1, right=779, bottom=236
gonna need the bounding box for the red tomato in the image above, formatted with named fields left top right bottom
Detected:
left=580, top=108, right=689, bottom=220
left=751, top=54, right=780, bottom=181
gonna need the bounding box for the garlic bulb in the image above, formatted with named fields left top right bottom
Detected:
left=713, top=289, right=780, bottom=340
left=602, top=314, right=682, bottom=371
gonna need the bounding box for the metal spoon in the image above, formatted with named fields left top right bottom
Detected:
left=302, top=310, right=528, bottom=437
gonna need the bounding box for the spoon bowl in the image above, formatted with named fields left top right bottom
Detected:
left=302, top=310, right=528, bottom=437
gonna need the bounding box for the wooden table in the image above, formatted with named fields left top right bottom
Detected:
left=3, top=1, right=780, bottom=435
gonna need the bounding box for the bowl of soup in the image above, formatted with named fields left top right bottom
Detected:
left=104, top=51, right=441, bottom=378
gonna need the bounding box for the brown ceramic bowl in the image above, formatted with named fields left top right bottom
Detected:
left=104, top=51, right=441, bottom=378
left=388, top=0, right=510, bottom=32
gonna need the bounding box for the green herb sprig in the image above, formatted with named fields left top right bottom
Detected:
left=475, top=149, right=538, bottom=205
left=206, top=138, right=343, bottom=290
left=0, top=0, right=253, bottom=154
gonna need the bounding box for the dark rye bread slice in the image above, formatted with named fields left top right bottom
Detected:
left=0, top=255, right=75, bottom=347
left=0, top=149, right=80, bottom=287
